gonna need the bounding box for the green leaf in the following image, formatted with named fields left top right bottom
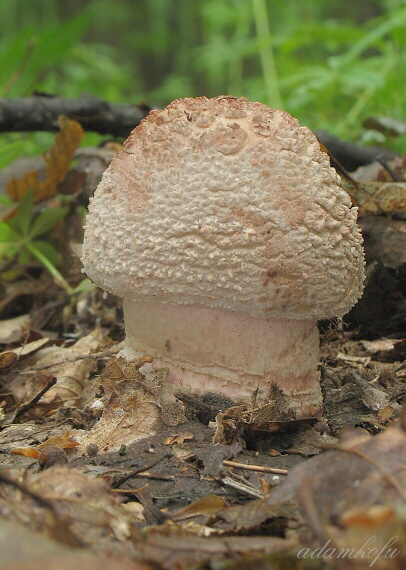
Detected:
left=1, top=11, right=91, bottom=97
left=0, top=222, right=21, bottom=243
left=0, top=29, right=36, bottom=91
left=72, top=278, right=96, bottom=295
left=0, top=242, right=20, bottom=260
left=334, top=9, right=406, bottom=69
left=0, top=195, right=13, bottom=206
left=32, top=240, right=61, bottom=267
left=25, top=241, right=72, bottom=293
left=17, top=248, right=30, bottom=265
left=15, top=189, right=34, bottom=236
left=29, top=207, right=67, bottom=239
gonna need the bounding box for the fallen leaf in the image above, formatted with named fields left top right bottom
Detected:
left=0, top=314, right=30, bottom=343
left=6, top=116, right=84, bottom=202
left=269, top=449, right=281, bottom=457
left=7, top=337, right=50, bottom=357
left=0, top=351, right=17, bottom=371
left=342, top=181, right=406, bottom=216
left=340, top=505, right=395, bottom=528
left=80, top=379, right=161, bottom=453
left=378, top=403, right=395, bottom=424
left=9, top=447, right=40, bottom=458
left=10, top=432, right=78, bottom=458
left=19, top=329, right=103, bottom=407
left=0, top=338, right=50, bottom=371
left=0, top=519, right=150, bottom=570
left=165, top=432, right=194, bottom=446
left=0, top=465, right=139, bottom=548
left=37, top=432, right=79, bottom=450
left=171, top=495, right=227, bottom=521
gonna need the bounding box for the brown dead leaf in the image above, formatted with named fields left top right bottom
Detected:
left=101, top=356, right=154, bottom=397
left=0, top=351, right=17, bottom=371
left=378, top=403, right=395, bottom=424
left=80, top=379, right=161, bottom=453
left=9, top=446, right=40, bottom=458
left=0, top=465, right=137, bottom=549
left=165, top=431, right=194, bottom=447
left=8, top=337, right=50, bottom=357
left=79, top=357, right=188, bottom=453
left=340, top=504, right=395, bottom=528
left=6, top=116, right=84, bottom=202
left=0, top=422, right=86, bottom=459
left=0, top=518, right=149, bottom=570
left=263, top=418, right=406, bottom=530
left=10, top=432, right=78, bottom=458
left=0, top=338, right=50, bottom=371
left=171, top=495, right=227, bottom=522
left=342, top=180, right=406, bottom=216
left=0, top=314, right=30, bottom=344
left=269, top=449, right=281, bottom=456
left=37, top=432, right=79, bottom=450
left=259, top=477, right=271, bottom=494
left=18, top=329, right=103, bottom=408
left=33, top=466, right=133, bottom=540
left=105, top=356, right=152, bottom=380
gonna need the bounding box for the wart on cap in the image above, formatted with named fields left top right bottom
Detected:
left=82, top=96, right=365, bottom=416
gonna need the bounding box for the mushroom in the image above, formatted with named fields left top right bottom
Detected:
left=82, top=96, right=364, bottom=415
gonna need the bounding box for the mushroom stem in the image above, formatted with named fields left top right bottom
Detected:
left=121, top=299, right=322, bottom=415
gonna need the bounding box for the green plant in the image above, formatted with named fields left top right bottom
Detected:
left=0, top=0, right=405, bottom=159
left=0, top=190, right=93, bottom=295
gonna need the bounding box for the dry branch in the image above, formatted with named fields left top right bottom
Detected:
left=0, top=93, right=152, bottom=138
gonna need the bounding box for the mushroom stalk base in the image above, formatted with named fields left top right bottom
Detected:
left=122, top=300, right=322, bottom=416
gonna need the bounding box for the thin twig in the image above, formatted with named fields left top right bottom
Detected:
left=136, top=490, right=170, bottom=524
left=220, top=474, right=266, bottom=499
left=322, top=145, right=360, bottom=190
left=14, top=376, right=57, bottom=419
left=223, top=460, right=288, bottom=475
left=376, top=157, right=400, bottom=182
left=112, top=453, right=172, bottom=488
left=111, top=484, right=149, bottom=494
left=134, top=471, right=174, bottom=481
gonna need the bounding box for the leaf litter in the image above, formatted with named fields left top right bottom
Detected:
left=0, top=137, right=405, bottom=568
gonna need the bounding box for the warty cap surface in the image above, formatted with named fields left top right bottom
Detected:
left=82, top=96, right=365, bottom=320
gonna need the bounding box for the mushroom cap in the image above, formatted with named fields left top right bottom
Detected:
left=82, top=96, right=364, bottom=320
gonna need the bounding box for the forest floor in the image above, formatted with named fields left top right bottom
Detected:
left=0, top=125, right=405, bottom=569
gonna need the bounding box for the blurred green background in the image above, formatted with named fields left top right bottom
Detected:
left=1, top=0, right=405, bottom=167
